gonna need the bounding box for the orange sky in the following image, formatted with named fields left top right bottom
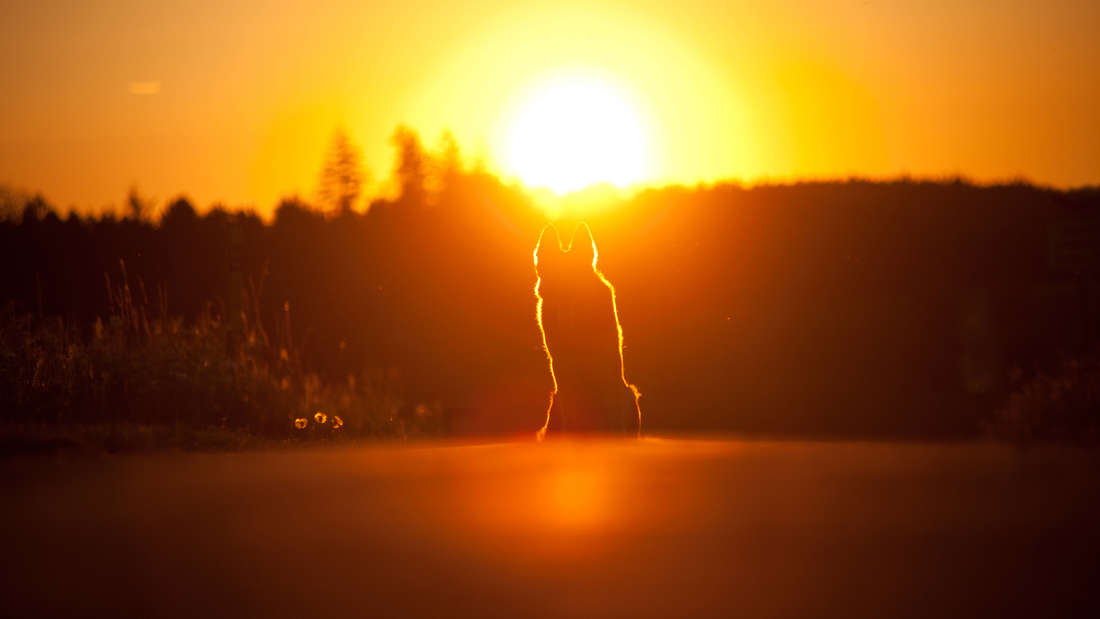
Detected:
left=1, top=0, right=1097, bottom=212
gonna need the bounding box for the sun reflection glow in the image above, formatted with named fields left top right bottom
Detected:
left=546, top=468, right=606, bottom=528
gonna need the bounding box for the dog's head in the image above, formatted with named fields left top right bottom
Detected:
left=534, top=223, right=597, bottom=294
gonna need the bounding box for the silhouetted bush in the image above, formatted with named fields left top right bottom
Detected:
left=0, top=261, right=436, bottom=444
left=988, top=354, right=1100, bottom=447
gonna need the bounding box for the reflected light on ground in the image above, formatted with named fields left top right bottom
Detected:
left=6, top=440, right=1100, bottom=617
left=545, top=468, right=607, bottom=529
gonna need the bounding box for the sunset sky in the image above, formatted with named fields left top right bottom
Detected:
left=2, top=0, right=1097, bottom=212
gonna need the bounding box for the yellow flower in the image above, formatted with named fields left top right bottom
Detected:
left=314, top=411, right=327, bottom=424
left=332, top=415, right=344, bottom=429
left=294, top=418, right=308, bottom=430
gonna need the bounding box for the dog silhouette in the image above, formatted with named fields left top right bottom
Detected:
left=534, top=223, right=641, bottom=437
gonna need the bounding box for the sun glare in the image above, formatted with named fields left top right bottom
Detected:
left=504, top=74, right=648, bottom=194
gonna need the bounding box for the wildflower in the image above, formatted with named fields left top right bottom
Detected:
left=294, top=418, right=308, bottom=430
left=332, top=415, right=344, bottom=429
left=314, top=411, right=328, bottom=424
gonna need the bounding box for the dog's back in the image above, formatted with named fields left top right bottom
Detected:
left=535, top=224, right=640, bottom=436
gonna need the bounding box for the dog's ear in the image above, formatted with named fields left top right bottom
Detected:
left=535, top=225, right=563, bottom=266
left=569, top=223, right=596, bottom=265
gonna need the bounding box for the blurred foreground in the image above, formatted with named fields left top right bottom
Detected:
left=4, top=439, right=1099, bottom=618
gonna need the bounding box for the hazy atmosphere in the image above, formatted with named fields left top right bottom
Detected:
left=2, top=0, right=1098, bottom=211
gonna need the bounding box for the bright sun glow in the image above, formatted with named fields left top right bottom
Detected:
left=504, top=74, right=648, bottom=194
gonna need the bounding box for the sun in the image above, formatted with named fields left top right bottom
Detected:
left=503, top=73, right=649, bottom=194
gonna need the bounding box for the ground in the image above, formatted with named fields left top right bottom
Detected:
left=3, top=439, right=1099, bottom=617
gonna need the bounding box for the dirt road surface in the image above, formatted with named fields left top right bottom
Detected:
left=3, top=439, right=1099, bottom=617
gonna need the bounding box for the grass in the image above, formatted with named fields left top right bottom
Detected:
left=0, top=422, right=270, bottom=455
left=4, top=259, right=1095, bottom=454
left=0, top=262, right=441, bottom=453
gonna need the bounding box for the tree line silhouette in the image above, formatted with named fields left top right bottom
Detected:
left=2, top=128, right=1099, bottom=441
